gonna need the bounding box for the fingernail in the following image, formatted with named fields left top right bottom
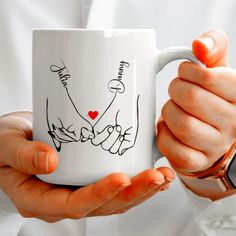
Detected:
left=117, top=182, right=131, bottom=190
left=33, top=152, right=50, bottom=172
left=165, top=177, right=175, bottom=182
left=151, top=179, right=165, bottom=186
left=198, top=36, right=215, bottom=52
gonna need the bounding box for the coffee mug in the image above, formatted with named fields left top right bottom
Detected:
left=33, top=29, right=203, bottom=186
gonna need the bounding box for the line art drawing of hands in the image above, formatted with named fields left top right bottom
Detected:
left=46, top=60, right=139, bottom=156
left=90, top=95, right=140, bottom=156
left=46, top=98, right=94, bottom=152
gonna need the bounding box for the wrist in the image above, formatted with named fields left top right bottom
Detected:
left=176, top=141, right=236, bottom=200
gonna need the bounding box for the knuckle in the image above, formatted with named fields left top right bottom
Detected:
left=175, top=117, right=194, bottom=141
left=178, top=62, right=188, bottom=76
left=218, top=114, right=236, bottom=138
left=157, top=136, right=169, bottom=158
left=161, top=100, right=172, bottom=118
left=184, top=87, right=200, bottom=108
left=201, top=69, right=214, bottom=85
left=170, top=152, right=203, bottom=172
left=168, top=78, right=179, bottom=97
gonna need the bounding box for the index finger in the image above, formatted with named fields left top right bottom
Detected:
left=178, top=62, right=236, bottom=103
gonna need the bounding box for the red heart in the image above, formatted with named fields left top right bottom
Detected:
left=88, top=111, right=99, bottom=120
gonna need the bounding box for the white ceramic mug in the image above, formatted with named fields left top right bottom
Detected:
left=33, top=29, right=203, bottom=186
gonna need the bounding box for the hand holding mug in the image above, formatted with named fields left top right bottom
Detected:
left=0, top=112, right=175, bottom=222
left=158, top=29, right=236, bottom=173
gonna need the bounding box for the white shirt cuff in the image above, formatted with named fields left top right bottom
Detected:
left=183, top=182, right=236, bottom=235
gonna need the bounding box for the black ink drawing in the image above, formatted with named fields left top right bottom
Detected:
left=46, top=60, right=140, bottom=156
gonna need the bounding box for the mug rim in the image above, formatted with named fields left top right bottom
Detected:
left=33, top=28, right=156, bottom=33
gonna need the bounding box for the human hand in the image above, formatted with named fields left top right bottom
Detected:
left=0, top=113, right=175, bottom=222
left=157, top=29, right=236, bottom=173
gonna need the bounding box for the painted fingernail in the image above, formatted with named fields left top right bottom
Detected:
left=33, top=152, right=50, bottom=172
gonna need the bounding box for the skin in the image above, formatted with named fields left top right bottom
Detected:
left=0, top=115, right=174, bottom=223
left=157, top=29, right=236, bottom=175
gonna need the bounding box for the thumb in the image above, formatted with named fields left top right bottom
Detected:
left=0, top=116, right=58, bottom=174
left=192, top=29, right=229, bottom=68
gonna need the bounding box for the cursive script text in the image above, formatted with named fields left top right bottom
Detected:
left=117, top=61, right=130, bottom=80
left=50, top=60, right=71, bottom=87
left=108, top=60, right=130, bottom=94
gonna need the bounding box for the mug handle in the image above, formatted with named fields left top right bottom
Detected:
left=157, top=46, right=205, bottom=72
left=153, top=46, right=205, bottom=162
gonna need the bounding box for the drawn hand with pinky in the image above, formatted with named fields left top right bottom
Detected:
left=90, top=96, right=139, bottom=156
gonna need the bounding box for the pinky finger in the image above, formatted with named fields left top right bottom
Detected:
left=157, top=120, right=209, bottom=172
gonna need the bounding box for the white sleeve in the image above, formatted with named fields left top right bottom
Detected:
left=183, top=182, right=236, bottom=236
left=0, top=190, right=26, bottom=236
